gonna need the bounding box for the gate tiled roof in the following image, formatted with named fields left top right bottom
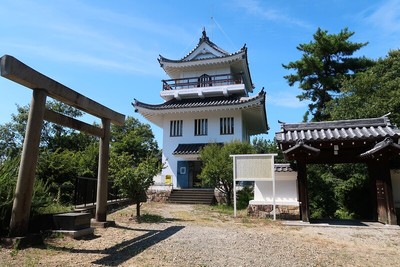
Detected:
left=276, top=117, right=400, bottom=143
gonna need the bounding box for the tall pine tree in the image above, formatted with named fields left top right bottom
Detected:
left=283, top=27, right=374, bottom=121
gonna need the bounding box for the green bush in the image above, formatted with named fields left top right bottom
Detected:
left=307, top=163, right=370, bottom=220
left=0, top=157, right=19, bottom=234
left=30, top=179, right=54, bottom=216
left=236, top=185, right=254, bottom=210
left=0, top=157, right=70, bottom=235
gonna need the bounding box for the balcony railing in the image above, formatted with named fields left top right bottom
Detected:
left=162, top=73, right=243, bottom=91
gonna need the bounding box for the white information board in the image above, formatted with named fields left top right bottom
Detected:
left=231, top=154, right=277, bottom=218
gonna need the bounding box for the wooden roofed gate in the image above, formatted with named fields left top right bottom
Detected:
left=0, top=55, right=125, bottom=236
left=275, top=116, right=400, bottom=225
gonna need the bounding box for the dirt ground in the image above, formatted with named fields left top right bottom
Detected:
left=1, top=202, right=400, bottom=267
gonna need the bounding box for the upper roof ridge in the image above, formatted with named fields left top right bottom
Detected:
left=159, top=28, right=245, bottom=63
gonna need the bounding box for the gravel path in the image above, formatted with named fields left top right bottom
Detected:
left=1, top=203, right=400, bottom=266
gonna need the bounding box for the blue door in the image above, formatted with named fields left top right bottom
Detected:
left=177, top=161, right=189, bottom=188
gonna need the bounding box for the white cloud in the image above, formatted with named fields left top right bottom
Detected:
left=267, top=91, right=308, bottom=108
left=363, top=0, right=400, bottom=33
left=3, top=41, right=160, bottom=76
left=232, top=0, right=312, bottom=29
left=0, top=0, right=191, bottom=76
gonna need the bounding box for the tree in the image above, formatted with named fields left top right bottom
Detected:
left=199, top=141, right=255, bottom=206
left=0, top=100, right=96, bottom=161
left=111, top=154, right=162, bottom=218
left=35, top=144, right=99, bottom=204
left=111, top=117, right=160, bottom=166
left=307, top=163, right=370, bottom=219
left=109, top=116, right=162, bottom=218
left=251, top=137, right=285, bottom=163
left=283, top=27, right=374, bottom=121
left=327, top=49, right=400, bottom=125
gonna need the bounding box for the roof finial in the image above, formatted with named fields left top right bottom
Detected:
left=202, top=27, right=207, bottom=39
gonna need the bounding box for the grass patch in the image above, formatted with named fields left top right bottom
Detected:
left=208, top=204, right=235, bottom=215
left=34, top=203, right=73, bottom=214
left=137, top=214, right=166, bottom=223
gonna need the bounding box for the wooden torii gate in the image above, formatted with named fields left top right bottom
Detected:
left=0, top=55, right=125, bottom=237
left=275, top=117, right=400, bottom=225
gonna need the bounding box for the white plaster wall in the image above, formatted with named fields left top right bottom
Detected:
left=181, top=66, right=231, bottom=79
left=162, top=109, right=244, bottom=187
left=252, top=176, right=298, bottom=205
left=391, top=169, right=400, bottom=208
left=153, top=174, right=163, bottom=185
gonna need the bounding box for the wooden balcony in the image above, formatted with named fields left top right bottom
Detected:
left=162, top=73, right=243, bottom=91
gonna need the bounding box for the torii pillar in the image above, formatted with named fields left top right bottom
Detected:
left=95, top=118, right=111, bottom=222
left=9, top=89, right=47, bottom=237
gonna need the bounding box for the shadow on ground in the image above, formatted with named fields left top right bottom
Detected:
left=45, top=225, right=184, bottom=266
left=93, top=225, right=184, bottom=265
left=310, top=219, right=370, bottom=226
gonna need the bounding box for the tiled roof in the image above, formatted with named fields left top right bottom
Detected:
left=274, top=163, right=294, bottom=172
left=173, top=143, right=222, bottom=155
left=134, top=90, right=265, bottom=111
left=275, top=117, right=400, bottom=143
left=283, top=139, right=320, bottom=155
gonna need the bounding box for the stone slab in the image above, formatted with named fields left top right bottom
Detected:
left=90, top=219, right=116, bottom=228
left=53, top=212, right=91, bottom=230
left=52, top=227, right=94, bottom=239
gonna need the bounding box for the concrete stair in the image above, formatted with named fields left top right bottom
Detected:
left=167, top=189, right=215, bottom=204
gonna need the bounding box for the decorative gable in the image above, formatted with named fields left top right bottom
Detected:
left=183, top=32, right=229, bottom=61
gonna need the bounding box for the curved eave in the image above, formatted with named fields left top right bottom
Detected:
left=240, top=47, right=254, bottom=92
left=360, top=138, right=400, bottom=159
left=159, top=50, right=245, bottom=70
left=242, top=92, right=268, bottom=135
left=283, top=141, right=321, bottom=161
left=133, top=91, right=267, bottom=132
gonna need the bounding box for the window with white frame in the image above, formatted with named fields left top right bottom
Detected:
left=220, top=117, right=234, bottom=135
left=170, top=120, right=183, bottom=137
left=194, top=119, right=208, bottom=136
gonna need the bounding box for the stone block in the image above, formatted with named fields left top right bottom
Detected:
left=53, top=212, right=91, bottom=231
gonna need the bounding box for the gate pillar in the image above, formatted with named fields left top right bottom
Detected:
left=95, top=118, right=111, bottom=222
left=9, top=89, right=47, bottom=236
left=297, top=160, right=309, bottom=222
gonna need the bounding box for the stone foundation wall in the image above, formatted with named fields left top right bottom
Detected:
left=248, top=204, right=300, bottom=220
left=146, top=186, right=172, bottom=202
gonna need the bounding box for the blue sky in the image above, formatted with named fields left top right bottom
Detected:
left=0, top=0, right=399, bottom=146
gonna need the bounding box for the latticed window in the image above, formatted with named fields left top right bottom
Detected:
left=197, top=74, right=212, bottom=87
left=220, top=117, right=234, bottom=135
left=194, top=119, right=208, bottom=136
left=170, top=120, right=183, bottom=137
